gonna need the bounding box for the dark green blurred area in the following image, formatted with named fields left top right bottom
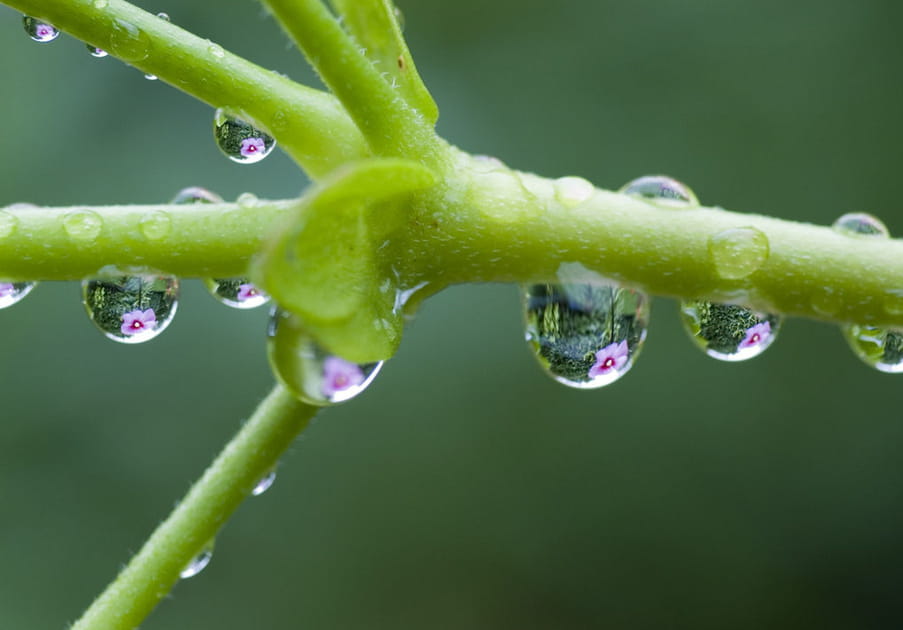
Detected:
left=2, top=1, right=903, bottom=627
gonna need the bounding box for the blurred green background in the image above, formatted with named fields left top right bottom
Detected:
left=2, top=1, right=903, bottom=628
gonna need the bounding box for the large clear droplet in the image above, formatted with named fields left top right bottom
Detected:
left=620, top=175, right=698, bottom=207
left=522, top=266, right=649, bottom=388
left=213, top=109, right=276, bottom=164
left=23, top=16, right=60, bottom=43
left=680, top=301, right=781, bottom=361
left=833, top=212, right=902, bottom=372
left=180, top=541, right=213, bottom=580
left=0, top=282, right=37, bottom=310
left=86, top=43, right=108, bottom=58
left=252, top=470, right=276, bottom=497
left=267, top=308, right=383, bottom=405
left=82, top=268, right=179, bottom=344
left=204, top=278, right=269, bottom=310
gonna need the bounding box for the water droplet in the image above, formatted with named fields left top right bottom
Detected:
left=843, top=325, right=903, bottom=373
left=831, top=212, right=902, bottom=372
left=204, top=278, right=269, bottom=309
left=144, top=73, right=158, bottom=81
left=554, top=176, right=595, bottom=208
left=0, top=211, right=19, bottom=239
left=0, top=282, right=37, bottom=310
left=23, top=16, right=60, bottom=43
left=252, top=470, right=276, bottom=496
left=171, top=186, right=223, bottom=205
left=620, top=175, right=698, bottom=207
left=832, top=212, right=889, bottom=238
left=82, top=268, right=179, bottom=344
left=63, top=210, right=103, bottom=243
left=267, top=308, right=383, bottom=405
left=139, top=211, right=171, bottom=240
left=180, top=541, right=213, bottom=579
left=680, top=301, right=781, bottom=361
left=708, top=227, right=769, bottom=280
left=156, top=12, right=170, bottom=22
left=523, top=272, right=649, bottom=389
left=86, top=43, right=108, bottom=58
left=394, top=5, right=405, bottom=32
left=93, top=0, right=108, bottom=8
left=236, top=192, right=259, bottom=208
left=207, top=42, right=225, bottom=58
left=213, top=109, right=276, bottom=164
left=109, top=19, right=149, bottom=62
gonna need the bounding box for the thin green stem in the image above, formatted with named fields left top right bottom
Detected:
left=0, top=199, right=294, bottom=280
left=263, top=0, right=446, bottom=163
left=2, top=0, right=368, bottom=176
left=71, top=385, right=317, bottom=630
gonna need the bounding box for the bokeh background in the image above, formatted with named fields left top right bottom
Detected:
left=2, top=1, right=903, bottom=628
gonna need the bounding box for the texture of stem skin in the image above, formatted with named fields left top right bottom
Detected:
left=71, top=385, right=317, bottom=630
left=0, top=200, right=294, bottom=279
left=2, top=0, right=368, bottom=177
left=263, top=0, right=450, bottom=166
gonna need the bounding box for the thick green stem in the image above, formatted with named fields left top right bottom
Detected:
left=2, top=0, right=368, bottom=176
left=263, top=0, right=447, bottom=163
left=0, top=199, right=293, bottom=280
left=71, top=385, right=317, bottom=630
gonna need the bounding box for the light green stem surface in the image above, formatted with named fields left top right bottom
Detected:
left=71, top=385, right=317, bottom=630
left=3, top=0, right=368, bottom=176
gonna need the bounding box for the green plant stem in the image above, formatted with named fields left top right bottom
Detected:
left=2, top=0, right=368, bottom=177
left=0, top=199, right=293, bottom=279
left=71, top=385, right=317, bottom=630
left=263, top=0, right=446, bottom=163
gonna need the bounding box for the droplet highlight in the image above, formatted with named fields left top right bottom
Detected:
left=213, top=109, right=276, bottom=164
left=82, top=268, right=179, bottom=344
left=204, top=278, right=269, bottom=310
left=620, top=175, right=698, bottom=207
left=63, top=210, right=103, bottom=243
left=680, top=301, right=781, bottom=361
left=554, top=176, right=595, bottom=208
left=108, top=19, right=150, bottom=62
left=139, top=211, right=171, bottom=240
left=523, top=274, right=649, bottom=389
left=0, top=282, right=37, bottom=310
left=708, top=227, right=769, bottom=280
left=833, top=212, right=889, bottom=238
left=180, top=542, right=213, bottom=579
left=23, top=16, right=59, bottom=43
left=207, top=42, right=225, bottom=58
left=252, top=470, right=276, bottom=496
left=267, top=308, right=383, bottom=405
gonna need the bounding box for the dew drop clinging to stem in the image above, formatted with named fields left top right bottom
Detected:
left=620, top=175, right=698, bottom=207
left=267, top=308, right=384, bottom=405
left=23, top=16, right=60, bottom=43
left=680, top=301, right=781, bottom=362
left=180, top=542, right=213, bottom=580
left=0, top=282, right=37, bottom=310
left=522, top=264, right=649, bottom=389
left=213, top=109, right=276, bottom=164
left=82, top=268, right=179, bottom=344
left=204, top=278, right=269, bottom=310
left=86, top=43, right=108, bottom=58
left=708, top=227, right=770, bottom=280
left=252, top=470, right=276, bottom=497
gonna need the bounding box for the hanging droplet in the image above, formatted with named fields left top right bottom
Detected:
left=620, top=175, right=698, bottom=207
left=213, top=109, right=276, bottom=164
left=0, top=282, right=37, bottom=310
left=252, top=470, right=277, bottom=497
left=680, top=301, right=781, bottom=361
left=522, top=266, right=649, bottom=389
left=708, top=227, right=769, bottom=280
left=82, top=268, right=179, bottom=344
left=86, top=43, right=108, bottom=58
left=144, top=72, right=158, bottom=81
left=23, top=16, right=60, bottom=43
left=832, top=212, right=902, bottom=372
left=171, top=186, right=223, bottom=205
left=204, top=278, right=269, bottom=310
left=180, top=541, right=214, bottom=580
left=267, top=308, right=384, bottom=405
